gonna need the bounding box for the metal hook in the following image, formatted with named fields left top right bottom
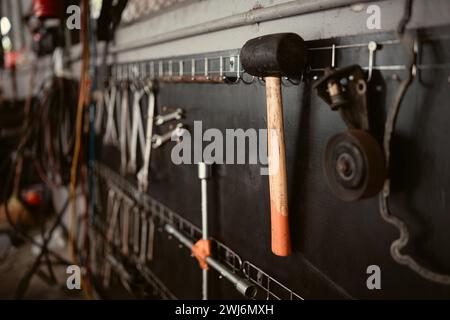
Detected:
left=169, top=60, right=173, bottom=77
left=367, top=41, right=378, bottom=82
left=191, top=58, right=196, bottom=80
left=219, top=56, right=223, bottom=79
left=204, top=57, right=209, bottom=79
left=159, top=60, right=164, bottom=78
left=240, top=71, right=255, bottom=85
left=281, top=76, right=301, bottom=86
left=150, top=61, right=155, bottom=80
left=331, top=44, right=336, bottom=68
left=236, top=55, right=241, bottom=81
left=225, top=75, right=241, bottom=84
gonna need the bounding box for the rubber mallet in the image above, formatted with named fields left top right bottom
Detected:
left=240, top=33, right=307, bottom=256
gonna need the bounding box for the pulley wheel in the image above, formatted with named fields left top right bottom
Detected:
left=323, top=130, right=385, bottom=201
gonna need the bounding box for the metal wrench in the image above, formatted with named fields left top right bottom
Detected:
left=103, top=85, right=118, bottom=145
left=102, top=251, right=112, bottom=288
left=121, top=196, right=134, bottom=256
left=133, top=206, right=141, bottom=257
left=128, top=201, right=135, bottom=251
left=146, top=217, right=155, bottom=262
left=109, top=193, right=122, bottom=248
left=367, top=41, right=378, bottom=82
left=106, top=190, right=120, bottom=246
left=155, top=108, right=183, bottom=126
left=152, top=123, right=185, bottom=149
left=139, top=212, right=148, bottom=265
left=119, top=82, right=132, bottom=175
left=137, top=81, right=156, bottom=192
left=127, top=87, right=146, bottom=173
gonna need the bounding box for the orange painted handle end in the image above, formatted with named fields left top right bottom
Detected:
left=192, top=239, right=211, bottom=270
left=270, top=205, right=291, bottom=256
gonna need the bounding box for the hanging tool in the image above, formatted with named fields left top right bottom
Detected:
left=165, top=163, right=257, bottom=299
left=146, top=218, right=155, bottom=262
left=152, top=123, right=185, bottom=149
left=107, top=190, right=121, bottom=248
left=197, top=162, right=212, bottom=300
left=127, top=201, right=135, bottom=252
left=240, top=33, right=307, bottom=256
left=367, top=41, right=378, bottom=82
left=121, top=196, right=133, bottom=256
left=155, top=108, right=184, bottom=126
left=139, top=211, right=148, bottom=266
left=103, top=84, right=118, bottom=145
left=137, top=81, right=157, bottom=192
left=313, top=65, right=385, bottom=201
left=119, top=81, right=131, bottom=174
left=132, top=206, right=141, bottom=256
left=127, top=86, right=146, bottom=173
left=165, top=224, right=257, bottom=299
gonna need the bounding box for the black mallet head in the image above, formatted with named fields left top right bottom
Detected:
left=240, top=33, right=307, bottom=78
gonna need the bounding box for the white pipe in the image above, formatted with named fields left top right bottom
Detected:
left=111, top=0, right=374, bottom=53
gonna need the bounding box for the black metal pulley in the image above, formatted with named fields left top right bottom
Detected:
left=314, top=65, right=386, bottom=201
left=323, top=129, right=385, bottom=201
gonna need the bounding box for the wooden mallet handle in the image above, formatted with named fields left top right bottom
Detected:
left=265, top=76, right=291, bottom=256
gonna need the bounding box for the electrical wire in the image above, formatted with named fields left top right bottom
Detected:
left=2, top=59, right=72, bottom=267
left=68, top=0, right=95, bottom=299
left=84, top=0, right=101, bottom=299
left=1, top=2, right=96, bottom=300
left=69, top=0, right=90, bottom=264
left=31, top=77, right=77, bottom=187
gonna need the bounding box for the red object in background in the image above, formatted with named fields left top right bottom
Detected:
left=4, top=51, right=20, bottom=70
left=22, top=191, right=42, bottom=207
left=32, top=0, right=63, bottom=18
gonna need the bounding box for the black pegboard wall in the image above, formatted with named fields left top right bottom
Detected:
left=95, top=26, right=450, bottom=299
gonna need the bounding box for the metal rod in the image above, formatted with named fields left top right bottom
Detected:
left=202, top=268, right=208, bottom=300
left=198, top=162, right=210, bottom=300
left=201, top=178, right=207, bottom=239
left=165, top=224, right=257, bottom=299
left=198, top=162, right=210, bottom=240
left=307, top=39, right=401, bottom=51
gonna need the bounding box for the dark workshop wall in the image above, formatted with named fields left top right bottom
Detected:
left=97, top=25, right=450, bottom=299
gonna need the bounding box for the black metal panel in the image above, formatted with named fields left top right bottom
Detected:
left=98, top=26, right=450, bottom=299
